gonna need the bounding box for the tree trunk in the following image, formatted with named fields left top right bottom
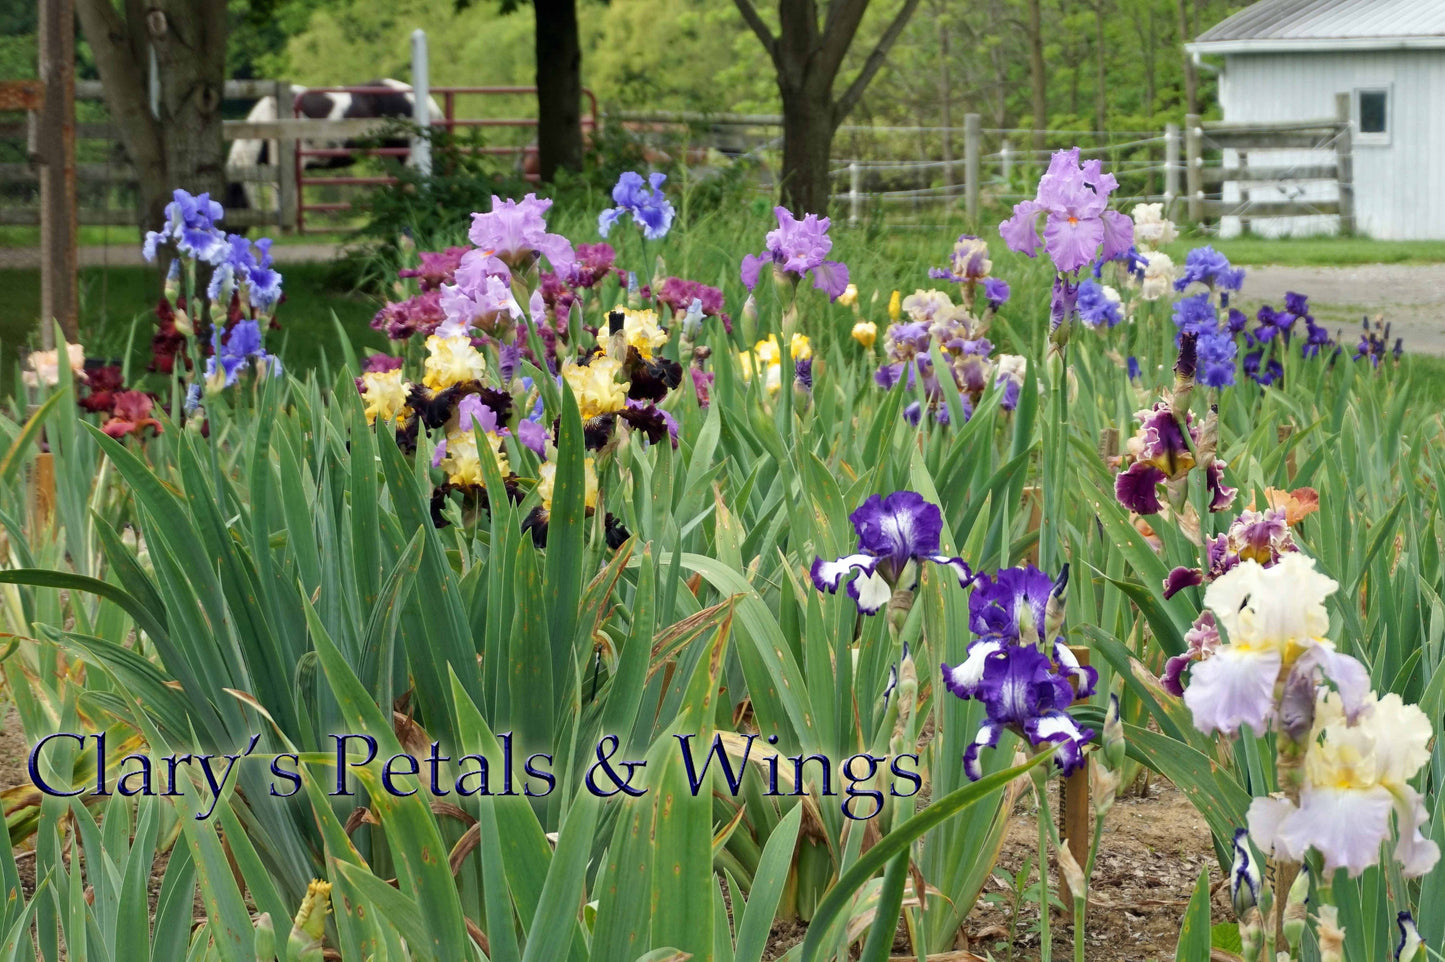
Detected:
left=75, top=0, right=226, bottom=242
left=534, top=0, right=584, bottom=182
left=779, top=84, right=835, bottom=215
left=1177, top=0, right=1198, bottom=115
left=1027, top=0, right=1047, bottom=153
left=151, top=0, right=228, bottom=224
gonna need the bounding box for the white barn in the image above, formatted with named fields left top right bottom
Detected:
left=1187, top=0, right=1445, bottom=239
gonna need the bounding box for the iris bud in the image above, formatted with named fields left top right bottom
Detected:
left=1102, top=692, right=1125, bottom=770
left=252, top=912, right=275, bottom=961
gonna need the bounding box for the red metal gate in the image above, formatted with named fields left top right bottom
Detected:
left=293, top=85, right=599, bottom=232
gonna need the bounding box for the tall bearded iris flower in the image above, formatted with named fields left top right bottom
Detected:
left=740, top=207, right=851, bottom=301
left=1247, top=690, right=1439, bottom=879
left=467, top=193, right=575, bottom=273
left=598, top=171, right=676, bottom=240
left=810, top=491, right=974, bottom=615
left=941, top=564, right=1097, bottom=779
left=1181, top=553, right=1370, bottom=738
left=143, top=188, right=227, bottom=264
left=998, top=148, right=1133, bottom=274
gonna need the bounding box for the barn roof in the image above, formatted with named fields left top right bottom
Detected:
left=1189, top=0, right=1445, bottom=54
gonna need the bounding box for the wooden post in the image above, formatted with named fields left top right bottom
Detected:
left=1334, top=92, right=1355, bottom=235
left=964, top=113, right=981, bottom=223
left=274, top=80, right=298, bottom=231
left=1164, top=122, right=1180, bottom=214
left=1184, top=113, right=1203, bottom=224
left=1237, top=151, right=1251, bottom=235
left=37, top=0, right=78, bottom=347
left=1058, top=644, right=1091, bottom=908
left=30, top=452, right=56, bottom=531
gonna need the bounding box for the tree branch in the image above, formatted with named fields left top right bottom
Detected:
left=833, top=0, right=922, bottom=124
left=731, top=0, right=778, bottom=62
left=819, top=0, right=870, bottom=80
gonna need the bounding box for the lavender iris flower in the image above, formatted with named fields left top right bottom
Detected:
left=941, top=564, right=1097, bottom=779
left=143, top=188, right=227, bottom=264
left=810, top=491, right=974, bottom=615
left=598, top=171, right=676, bottom=241
left=998, top=147, right=1133, bottom=274
left=468, top=193, right=575, bottom=273
left=740, top=207, right=851, bottom=301
left=1172, top=293, right=1218, bottom=340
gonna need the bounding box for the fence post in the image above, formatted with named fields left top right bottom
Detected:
left=274, top=80, right=298, bottom=232
left=964, top=112, right=981, bottom=222
left=848, top=161, right=860, bottom=228
left=1001, top=138, right=1012, bottom=185
left=37, top=0, right=78, bottom=348
left=1185, top=113, right=1203, bottom=224
left=1334, top=92, right=1355, bottom=235
left=1164, top=122, right=1180, bottom=213
left=411, top=30, right=432, bottom=177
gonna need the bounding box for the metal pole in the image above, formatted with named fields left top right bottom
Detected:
left=37, top=0, right=78, bottom=347
left=411, top=29, right=432, bottom=176
left=848, top=161, right=860, bottom=228
left=1164, top=122, right=1180, bottom=213
left=964, top=112, right=981, bottom=222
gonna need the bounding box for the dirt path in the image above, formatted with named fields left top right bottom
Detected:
left=1236, top=263, right=1445, bottom=357
left=0, top=243, right=348, bottom=270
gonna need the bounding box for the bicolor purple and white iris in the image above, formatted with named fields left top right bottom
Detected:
left=741, top=207, right=851, bottom=301
left=810, top=491, right=973, bottom=615
left=597, top=171, right=676, bottom=241
left=941, top=565, right=1097, bottom=780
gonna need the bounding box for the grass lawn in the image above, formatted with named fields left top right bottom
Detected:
left=0, top=262, right=388, bottom=393
left=1162, top=235, right=1445, bottom=266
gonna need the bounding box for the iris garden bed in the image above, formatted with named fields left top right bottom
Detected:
left=0, top=156, right=1441, bottom=962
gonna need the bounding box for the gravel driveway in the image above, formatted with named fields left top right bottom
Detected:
left=1235, top=264, right=1445, bottom=357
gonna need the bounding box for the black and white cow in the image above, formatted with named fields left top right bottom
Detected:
left=225, top=78, right=442, bottom=214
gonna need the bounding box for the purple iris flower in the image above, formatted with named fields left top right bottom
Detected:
left=1076, top=278, right=1122, bottom=328
left=209, top=234, right=284, bottom=311
left=206, top=319, right=276, bottom=388
left=984, top=277, right=1011, bottom=310
left=1197, top=331, right=1237, bottom=388
left=1127, top=356, right=1141, bottom=380
left=143, top=188, right=227, bottom=264
left=1226, top=308, right=1249, bottom=335
left=1172, top=293, right=1219, bottom=340
left=1050, top=277, right=1080, bottom=334
left=941, top=564, right=1096, bottom=780
left=1253, top=305, right=1296, bottom=344
left=468, top=193, right=575, bottom=273
left=1174, top=246, right=1245, bottom=293
left=1302, top=317, right=1332, bottom=359
left=998, top=147, right=1133, bottom=274
left=741, top=207, right=851, bottom=301
left=598, top=171, right=675, bottom=241
left=810, top=491, right=974, bottom=615
left=794, top=356, right=814, bottom=391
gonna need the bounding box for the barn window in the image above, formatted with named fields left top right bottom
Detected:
left=1355, top=88, right=1390, bottom=143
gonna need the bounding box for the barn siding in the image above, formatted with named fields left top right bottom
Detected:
left=1215, top=50, right=1445, bottom=239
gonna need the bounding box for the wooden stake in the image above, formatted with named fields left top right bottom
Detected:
left=1058, top=644, right=1091, bottom=907
left=30, top=452, right=56, bottom=530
